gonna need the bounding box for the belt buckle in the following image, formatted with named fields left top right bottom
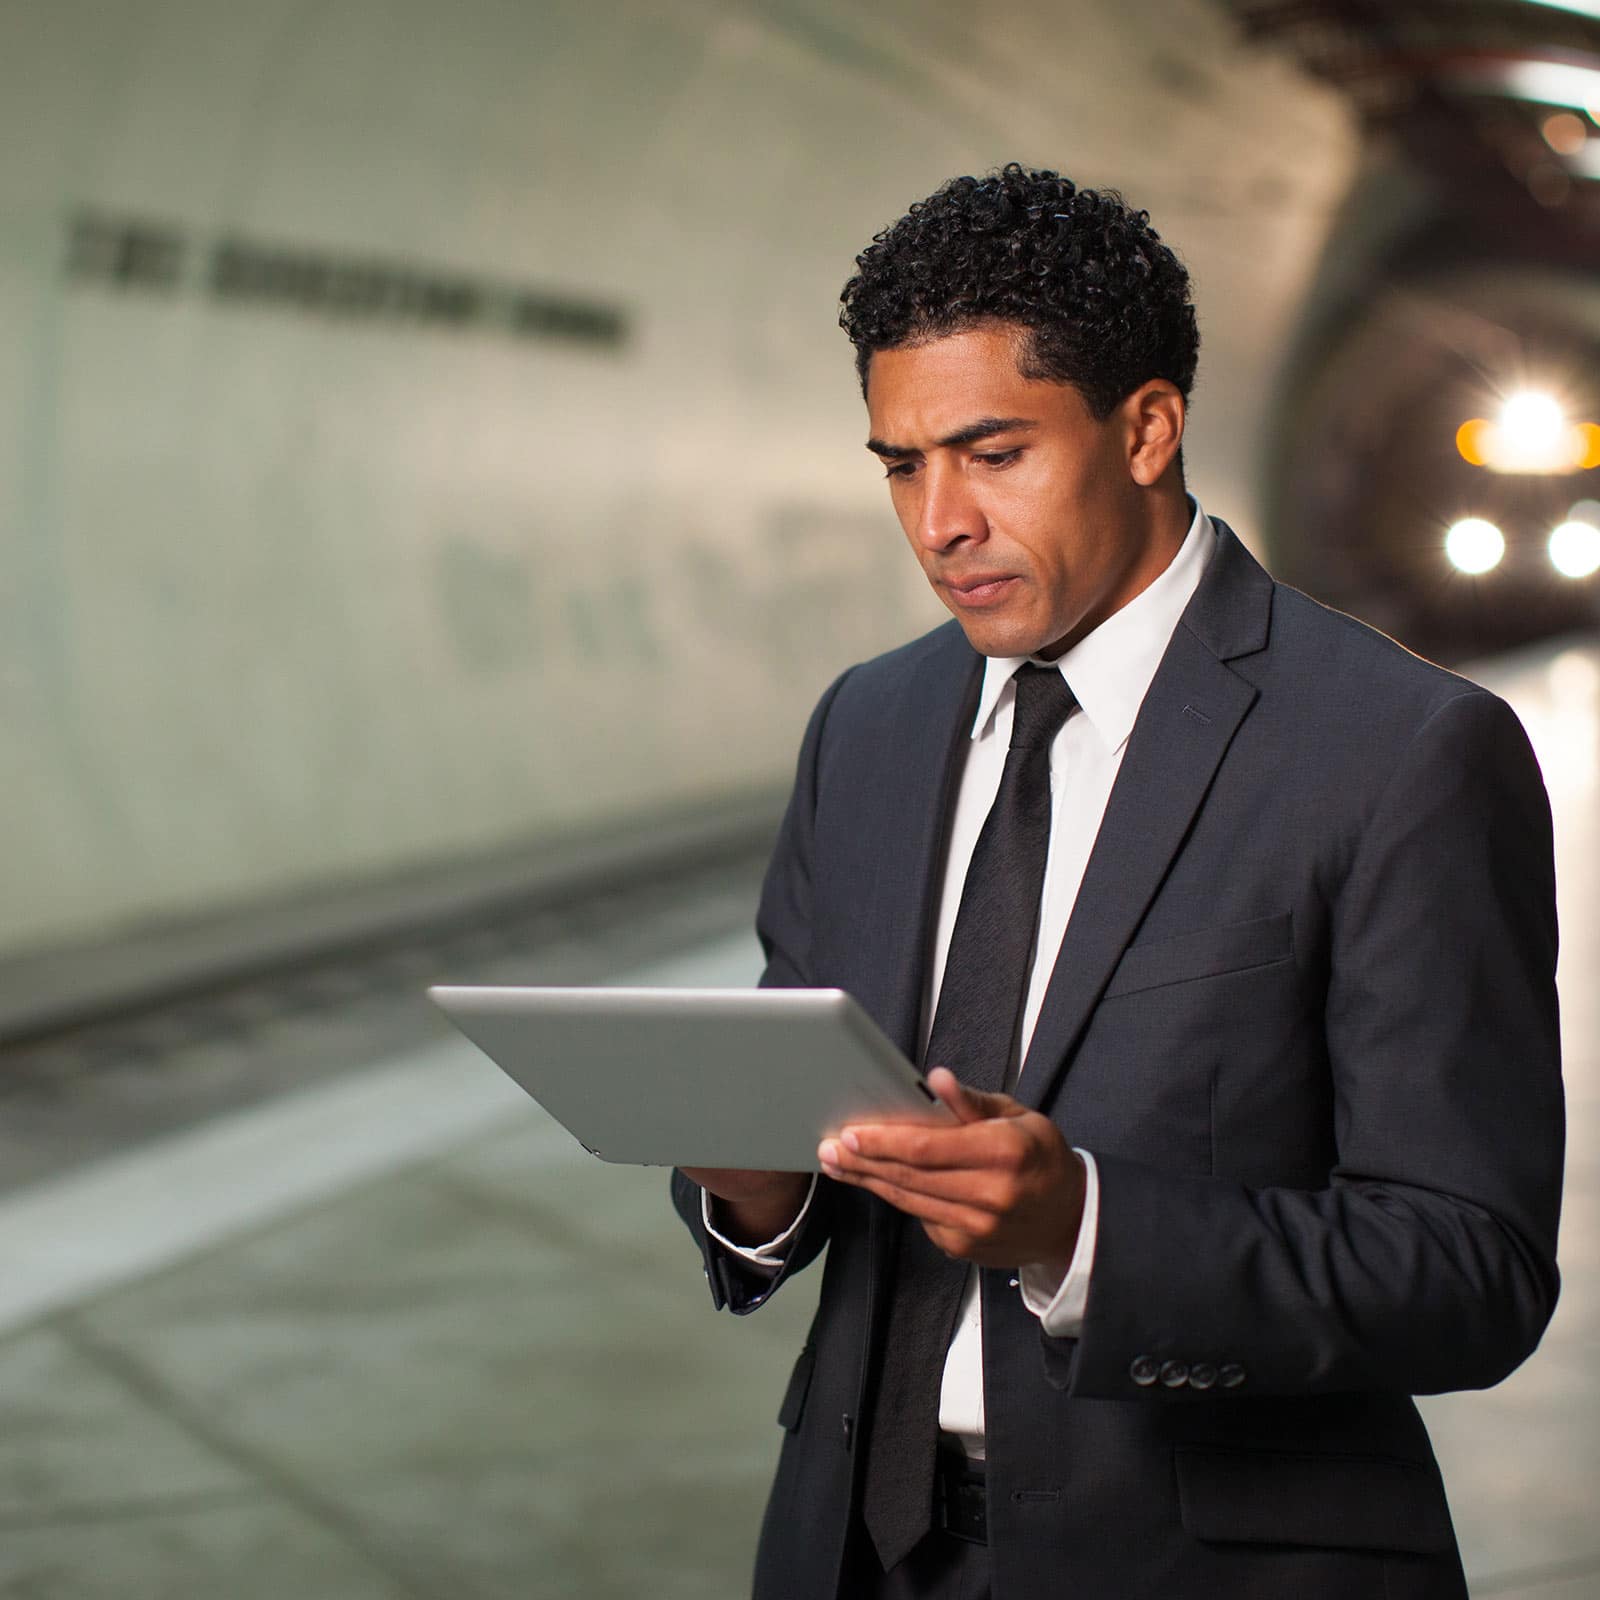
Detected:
left=936, top=1454, right=987, bottom=1546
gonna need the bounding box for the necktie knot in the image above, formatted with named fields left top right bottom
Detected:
left=1009, top=663, right=1077, bottom=751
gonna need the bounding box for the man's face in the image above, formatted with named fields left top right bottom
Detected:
left=865, top=324, right=1179, bottom=659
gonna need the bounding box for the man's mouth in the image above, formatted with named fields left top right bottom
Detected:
left=944, top=573, right=1017, bottom=608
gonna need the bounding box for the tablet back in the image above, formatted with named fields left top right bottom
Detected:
left=427, top=985, right=942, bottom=1169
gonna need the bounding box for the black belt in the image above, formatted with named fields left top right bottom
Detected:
left=934, top=1450, right=987, bottom=1545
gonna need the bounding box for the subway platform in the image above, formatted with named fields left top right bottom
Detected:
left=0, top=641, right=1594, bottom=1599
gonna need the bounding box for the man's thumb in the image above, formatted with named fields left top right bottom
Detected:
left=926, top=1066, right=1007, bottom=1123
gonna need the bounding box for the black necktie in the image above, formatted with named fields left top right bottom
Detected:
left=862, top=663, right=1078, bottom=1571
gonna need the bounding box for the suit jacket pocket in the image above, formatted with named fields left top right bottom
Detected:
left=1174, top=1446, right=1455, bottom=1554
left=776, top=1344, right=816, bottom=1432
left=1103, top=913, right=1292, bottom=1001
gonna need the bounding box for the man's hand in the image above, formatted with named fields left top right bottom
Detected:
left=679, top=1167, right=811, bottom=1247
left=818, top=1067, right=1085, bottom=1274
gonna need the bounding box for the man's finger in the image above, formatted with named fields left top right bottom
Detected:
left=824, top=1167, right=991, bottom=1233
left=830, top=1112, right=1027, bottom=1169
left=828, top=1123, right=986, bottom=1170
left=924, top=1067, right=987, bottom=1124
left=830, top=1078, right=1026, bottom=1164
left=821, top=1148, right=1008, bottom=1207
left=925, top=1066, right=1026, bottom=1123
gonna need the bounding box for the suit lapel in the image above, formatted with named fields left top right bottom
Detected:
left=849, top=626, right=982, bottom=1059
left=1017, top=523, right=1272, bottom=1112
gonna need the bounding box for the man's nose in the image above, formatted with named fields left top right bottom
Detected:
left=915, top=461, right=986, bottom=552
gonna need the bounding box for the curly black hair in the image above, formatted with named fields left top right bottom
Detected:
left=839, top=163, right=1198, bottom=419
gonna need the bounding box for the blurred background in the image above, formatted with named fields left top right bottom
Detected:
left=0, top=1, right=1596, bottom=1595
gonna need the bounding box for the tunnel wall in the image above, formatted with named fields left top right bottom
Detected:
left=0, top=0, right=1356, bottom=961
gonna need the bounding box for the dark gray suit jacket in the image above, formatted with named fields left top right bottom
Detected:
left=673, top=521, right=1564, bottom=1599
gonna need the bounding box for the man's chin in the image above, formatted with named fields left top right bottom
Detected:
left=948, top=611, right=1055, bottom=660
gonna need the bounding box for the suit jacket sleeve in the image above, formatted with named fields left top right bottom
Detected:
left=1051, top=688, right=1564, bottom=1398
left=670, top=669, right=853, bottom=1312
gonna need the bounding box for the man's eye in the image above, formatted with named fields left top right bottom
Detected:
left=974, top=449, right=1020, bottom=467
left=883, top=461, right=919, bottom=479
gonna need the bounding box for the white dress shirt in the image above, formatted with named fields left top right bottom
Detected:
left=707, top=502, right=1217, bottom=1458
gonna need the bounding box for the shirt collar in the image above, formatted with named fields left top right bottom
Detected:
left=971, top=500, right=1217, bottom=751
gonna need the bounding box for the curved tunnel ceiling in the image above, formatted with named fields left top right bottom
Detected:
left=1225, top=0, right=1600, bottom=661
left=1229, top=0, right=1600, bottom=246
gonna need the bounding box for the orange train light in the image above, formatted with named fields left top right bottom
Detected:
left=1456, top=420, right=1489, bottom=467
left=1456, top=407, right=1600, bottom=474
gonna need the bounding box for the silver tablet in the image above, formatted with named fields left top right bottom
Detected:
left=427, top=985, right=948, bottom=1170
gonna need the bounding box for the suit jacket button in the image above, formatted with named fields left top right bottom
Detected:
left=1218, top=1363, right=1247, bottom=1389
left=1188, top=1362, right=1218, bottom=1391
left=1159, top=1360, right=1190, bottom=1388
left=841, top=1413, right=854, bottom=1450
left=1129, top=1356, right=1160, bottom=1387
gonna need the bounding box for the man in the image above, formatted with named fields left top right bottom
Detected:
left=672, top=165, right=1563, bottom=1599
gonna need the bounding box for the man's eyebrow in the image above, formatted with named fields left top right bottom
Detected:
left=865, top=416, right=1038, bottom=457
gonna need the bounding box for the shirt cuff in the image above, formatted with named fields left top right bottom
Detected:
left=702, top=1175, right=818, bottom=1271
left=1017, top=1149, right=1100, bottom=1337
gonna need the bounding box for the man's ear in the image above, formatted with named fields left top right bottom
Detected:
left=1125, top=380, right=1186, bottom=486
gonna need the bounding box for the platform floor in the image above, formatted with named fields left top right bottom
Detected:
left=0, top=641, right=1596, bottom=1598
